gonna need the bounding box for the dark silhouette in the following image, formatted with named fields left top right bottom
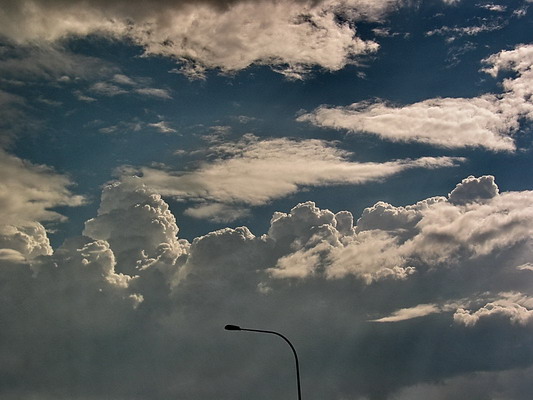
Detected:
left=225, top=325, right=302, bottom=400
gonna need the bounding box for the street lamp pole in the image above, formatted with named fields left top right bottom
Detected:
left=225, top=324, right=302, bottom=400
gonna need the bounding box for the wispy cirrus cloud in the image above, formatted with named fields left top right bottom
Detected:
left=135, top=88, right=173, bottom=99
left=0, top=43, right=117, bottom=81
left=147, top=121, right=177, bottom=133
left=88, top=74, right=172, bottom=99
left=426, top=21, right=506, bottom=41
left=0, top=43, right=171, bottom=102
left=96, top=117, right=176, bottom=134
left=0, top=89, right=30, bottom=145
left=89, top=81, right=128, bottom=96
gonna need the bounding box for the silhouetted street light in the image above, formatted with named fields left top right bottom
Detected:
left=224, top=324, right=302, bottom=400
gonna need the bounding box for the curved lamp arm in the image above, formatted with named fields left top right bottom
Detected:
left=225, top=324, right=302, bottom=400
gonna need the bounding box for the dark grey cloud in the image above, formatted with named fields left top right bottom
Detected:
left=1, top=175, right=533, bottom=399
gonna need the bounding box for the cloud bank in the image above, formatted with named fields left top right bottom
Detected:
left=1, top=174, right=533, bottom=399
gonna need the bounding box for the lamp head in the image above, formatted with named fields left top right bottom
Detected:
left=225, top=324, right=242, bottom=331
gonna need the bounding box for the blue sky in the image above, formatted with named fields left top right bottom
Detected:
left=2, top=1, right=533, bottom=399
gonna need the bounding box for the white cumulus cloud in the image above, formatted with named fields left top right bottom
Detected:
left=265, top=175, right=533, bottom=285
left=84, top=177, right=188, bottom=275
left=454, top=292, right=533, bottom=326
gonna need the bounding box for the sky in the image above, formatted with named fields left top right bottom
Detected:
left=1, top=0, right=533, bottom=399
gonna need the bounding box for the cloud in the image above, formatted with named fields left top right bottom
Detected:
left=516, top=262, right=533, bottom=271
left=483, top=44, right=533, bottom=78
left=98, top=118, right=144, bottom=134
left=0, top=43, right=117, bottom=81
left=148, top=121, right=177, bottom=133
left=88, top=77, right=172, bottom=99
left=265, top=175, right=533, bottom=284
left=0, top=0, right=408, bottom=78
left=355, top=196, right=444, bottom=235
left=0, top=89, right=29, bottom=145
left=0, top=235, right=143, bottom=399
left=513, top=5, right=528, bottom=18
left=97, top=118, right=176, bottom=135
left=2, top=175, right=533, bottom=400
left=184, top=202, right=251, bottom=222
left=371, top=303, right=442, bottom=322
left=73, top=90, right=97, bottom=102
left=0, top=223, right=53, bottom=259
left=263, top=199, right=417, bottom=283
left=0, top=149, right=84, bottom=264
left=403, top=188, right=533, bottom=263
left=83, top=177, right=188, bottom=274
left=369, top=289, right=533, bottom=326
left=482, top=43, right=533, bottom=121
left=479, top=4, right=507, bottom=12
left=0, top=248, right=27, bottom=263
left=0, top=44, right=170, bottom=112
left=263, top=201, right=416, bottom=283
left=134, top=88, right=173, bottom=99
left=448, top=175, right=499, bottom=205
left=393, top=365, right=533, bottom=400
left=2, top=3, right=533, bottom=399
left=426, top=21, right=506, bottom=40
left=122, top=135, right=462, bottom=220
left=298, top=43, right=533, bottom=151
left=0, top=148, right=84, bottom=227
left=90, top=172, right=533, bottom=294
left=325, top=230, right=416, bottom=282
left=297, top=96, right=516, bottom=151
left=112, top=73, right=137, bottom=86
left=454, top=292, right=533, bottom=327
left=89, top=81, right=128, bottom=96
left=0, top=89, right=25, bottom=108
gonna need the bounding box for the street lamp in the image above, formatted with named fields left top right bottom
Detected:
left=224, top=324, right=302, bottom=400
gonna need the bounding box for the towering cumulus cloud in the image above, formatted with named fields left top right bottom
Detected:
left=84, top=177, right=188, bottom=274
left=1, top=175, right=533, bottom=399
